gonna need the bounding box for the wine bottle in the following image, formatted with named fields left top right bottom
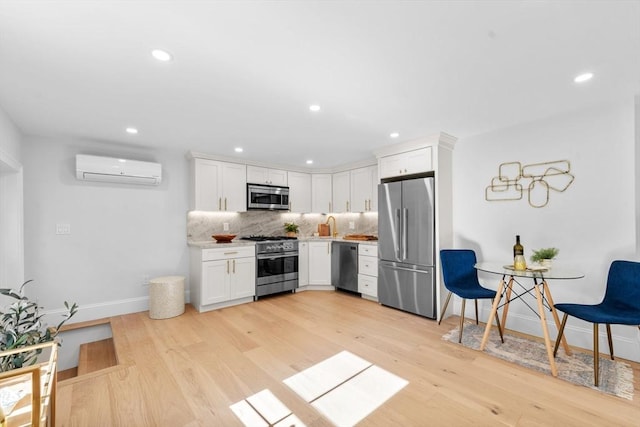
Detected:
left=513, top=235, right=526, bottom=270
left=513, top=235, right=524, bottom=257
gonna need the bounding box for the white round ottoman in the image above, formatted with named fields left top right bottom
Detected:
left=149, top=276, right=185, bottom=319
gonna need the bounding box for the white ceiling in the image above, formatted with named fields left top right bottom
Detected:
left=0, top=1, right=638, bottom=169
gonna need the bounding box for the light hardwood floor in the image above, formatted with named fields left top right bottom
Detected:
left=57, top=291, right=640, bottom=426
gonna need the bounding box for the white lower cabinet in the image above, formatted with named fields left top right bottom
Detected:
left=190, top=245, right=256, bottom=312
left=358, top=244, right=378, bottom=299
left=308, top=241, right=332, bottom=285
left=298, top=241, right=309, bottom=287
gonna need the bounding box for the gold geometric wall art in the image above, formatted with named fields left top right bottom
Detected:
left=485, top=160, right=575, bottom=208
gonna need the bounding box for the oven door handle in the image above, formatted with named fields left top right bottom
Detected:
left=257, top=252, right=298, bottom=260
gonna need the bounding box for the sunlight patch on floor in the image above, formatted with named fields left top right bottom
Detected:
left=231, top=351, right=408, bottom=426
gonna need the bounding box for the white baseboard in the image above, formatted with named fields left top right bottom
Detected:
left=297, top=285, right=335, bottom=292
left=43, top=290, right=191, bottom=324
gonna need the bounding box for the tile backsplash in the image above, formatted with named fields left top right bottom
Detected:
left=188, top=211, right=378, bottom=242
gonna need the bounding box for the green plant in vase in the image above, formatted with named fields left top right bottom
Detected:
left=1, top=280, right=78, bottom=370
left=530, top=247, right=559, bottom=267
left=284, top=222, right=299, bottom=236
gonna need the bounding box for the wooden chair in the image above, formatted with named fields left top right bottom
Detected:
left=0, top=341, right=58, bottom=426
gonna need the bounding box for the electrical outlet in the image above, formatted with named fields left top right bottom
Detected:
left=56, top=223, right=71, bottom=235
left=142, top=275, right=150, bottom=286
left=349, top=221, right=355, bottom=230
left=223, top=222, right=230, bottom=231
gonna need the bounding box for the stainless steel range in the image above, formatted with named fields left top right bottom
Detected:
left=241, top=236, right=299, bottom=298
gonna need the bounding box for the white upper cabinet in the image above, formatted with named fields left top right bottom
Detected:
left=332, top=171, right=350, bottom=213
left=379, top=147, right=432, bottom=179
left=222, top=162, right=247, bottom=212
left=287, top=171, right=312, bottom=212
left=246, top=166, right=288, bottom=186
left=350, top=165, right=378, bottom=212
left=311, top=174, right=333, bottom=213
left=191, top=158, right=220, bottom=211
left=191, top=158, right=247, bottom=212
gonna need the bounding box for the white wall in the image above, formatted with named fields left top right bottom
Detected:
left=636, top=95, right=640, bottom=256
left=453, top=98, right=639, bottom=361
left=0, top=107, right=21, bottom=164
left=22, top=137, right=190, bottom=322
left=0, top=107, right=24, bottom=288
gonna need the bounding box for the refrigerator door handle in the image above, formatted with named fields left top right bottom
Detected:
left=382, top=264, right=431, bottom=274
left=396, top=208, right=402, bottom=259
left=402, top=208, right=408, bottom=261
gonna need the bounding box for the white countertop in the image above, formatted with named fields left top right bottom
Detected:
left=188, top=240, right=256, bottom=249
left=299, top=236, right=378, bottom=245
left=188, top=237, right=377, bottom=248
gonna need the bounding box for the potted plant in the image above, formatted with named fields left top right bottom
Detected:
left=1, top=280, right=78, bottom=370
left=530, top=247, right=559, bottom=268
left=284, top=222, right=299, bottom=237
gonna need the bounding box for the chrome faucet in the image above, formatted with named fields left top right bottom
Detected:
left=326, top=215, right=338, bottom=237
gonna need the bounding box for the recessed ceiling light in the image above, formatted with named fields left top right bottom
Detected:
left=306, top=160, right=314, bottom=164
left=574, top=72, right=594, bottom=83
left=151, top=49, right=173, bottom=62
left=126, top=127, right=138, bottom=134
left=309, top=105, right=321, bottom=112
left=235, top=147, right=243, bottom=153
left=390, top=132, right=400, bottom=138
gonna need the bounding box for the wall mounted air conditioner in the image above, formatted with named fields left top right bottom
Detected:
left=76, top=154, right=162, bottom=186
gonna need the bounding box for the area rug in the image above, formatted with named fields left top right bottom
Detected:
left=442, top=323, right=634, bottom=400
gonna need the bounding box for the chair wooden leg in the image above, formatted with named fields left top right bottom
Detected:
left=494, top=311, right=504, bottom=343
left=605, top=324, right=614, bottom=360
left=438, top=291, right=453, bottom=325
left=459, top=299, right=466, bottom=343
left=594, top=323, right=600, bottom=387
left=553, top=313, right=568, bottom=357
left=474, top=299, right=479, bottom=325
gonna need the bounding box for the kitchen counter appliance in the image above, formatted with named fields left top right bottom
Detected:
left=247, top=183, right=290, bottom=210
left=331, top=241, right=358, bottom=293
left=378, top=174, right=436, bottom=318
left=241, top=235, right=298, bottom=298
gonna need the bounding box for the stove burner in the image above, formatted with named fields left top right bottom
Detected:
left=241, top=235, right=298, bottom=242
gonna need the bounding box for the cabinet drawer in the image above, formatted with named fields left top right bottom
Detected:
left=358, top=274, right=378, bottom=298
left=358, top=255, right=378, bottom=276
left=202, top=246, right=255, bottom=261
left=359, top=244, right=377, bottom=257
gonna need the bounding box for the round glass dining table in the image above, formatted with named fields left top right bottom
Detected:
left=474, top=262, right=584, bottom=377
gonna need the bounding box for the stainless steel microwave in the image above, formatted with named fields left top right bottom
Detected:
left=247, top=183, right=290, bottom=210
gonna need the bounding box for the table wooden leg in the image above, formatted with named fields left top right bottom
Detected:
left=542, top=280, right=572, bottom=356
left=500, top=277, right=514, bottom=332
left=533, top=281, right=558, bottom=377
left=480, top=278, right=505, bottom=350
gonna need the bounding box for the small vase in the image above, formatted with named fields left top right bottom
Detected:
left=541, top=259, right=552, bottom=268
left=286, top=231, right=296, bottom=237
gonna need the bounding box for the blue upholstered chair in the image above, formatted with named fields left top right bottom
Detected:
left=439, top=249, right=504, bottom=343
left=553, top=260, right=640, bottom=386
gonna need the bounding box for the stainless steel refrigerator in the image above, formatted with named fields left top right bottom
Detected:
left=378, top=176, right=436, bottom=318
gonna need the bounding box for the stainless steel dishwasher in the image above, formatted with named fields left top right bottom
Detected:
left=331, top=241, right=359, bottom=292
